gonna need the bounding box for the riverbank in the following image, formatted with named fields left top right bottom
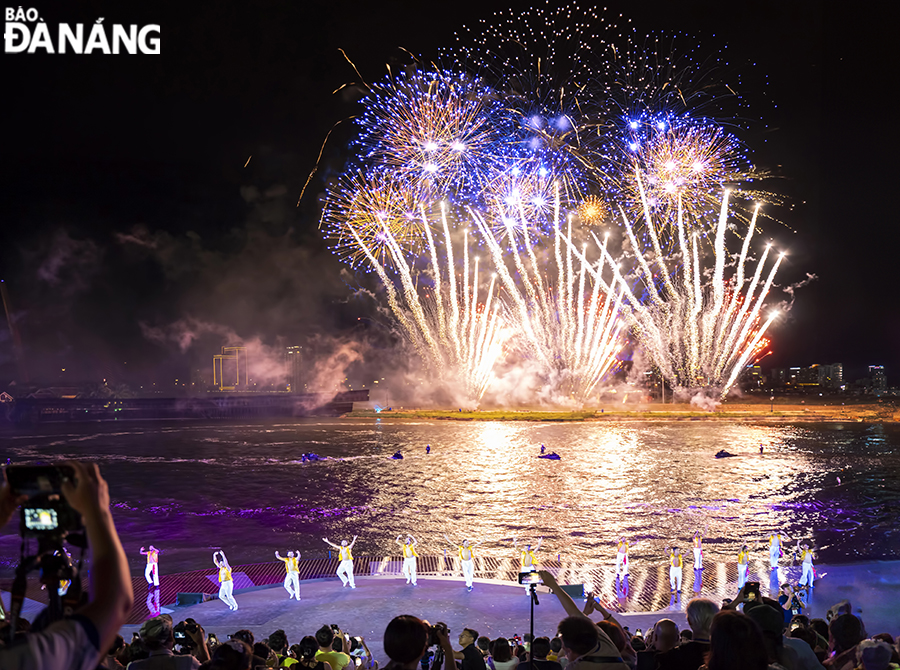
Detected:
left=351, top=400, right=899, bottom=423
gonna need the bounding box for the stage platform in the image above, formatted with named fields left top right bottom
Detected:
left=4, top=557, right=898, bottom=656
left=115, top=563, right=899, bottom=660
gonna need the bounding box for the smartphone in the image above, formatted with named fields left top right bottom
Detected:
left=745, top=581, right=761, bottom=602
left=518, top=572, right=542, bottom=585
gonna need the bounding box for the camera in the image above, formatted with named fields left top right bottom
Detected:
left=518, top=572, right=542, bottom=585
left=7, top=465, right=83, bottom=539
left=173, top=619, right=199, bottom=650
left=427, top=622, right=448, bottom=647
left=634, top=629, right=643, bottom=638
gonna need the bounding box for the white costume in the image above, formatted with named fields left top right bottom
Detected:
left=401, top=543, right=418, bottom=585
left=737, top=549, right=749, bottom=588
left=615, top=541, right=629, bottom=577
left=143, top=548, right=160, bottom=586
left=277, top=554, right=301, bottom=599
left=217, top=563, right=238, bottom=610
left=669, top=552, right=683, bottom=592
left=799, top=549, right=815, bottom=588
left=337, top=545, right=356, bottom=588
left=459, top=545, right=475, bottom=589
left=769, top=534, right=783, bottom=568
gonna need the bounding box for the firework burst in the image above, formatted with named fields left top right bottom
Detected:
left=617, top=114, right=773, bottom=246
left=354, top=68, right=502, bottom=200
left=321, top=170, right=434, bottom=270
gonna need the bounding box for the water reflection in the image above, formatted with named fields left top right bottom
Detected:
left=1, top=419, right=899, bottom=576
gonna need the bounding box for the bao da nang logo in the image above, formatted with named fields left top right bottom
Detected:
left=4, top=7, right=160, bottom=54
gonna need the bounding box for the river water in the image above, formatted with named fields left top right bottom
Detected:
left=2, top=418, right=899, bottom=577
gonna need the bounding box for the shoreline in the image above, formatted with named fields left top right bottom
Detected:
left=349, top=401, right=900, bottom=423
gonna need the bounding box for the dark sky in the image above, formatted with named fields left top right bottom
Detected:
left=1, top=0, right=897, bottom=390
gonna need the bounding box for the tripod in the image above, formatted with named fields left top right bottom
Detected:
left=524, top=582, right=539, bottom=670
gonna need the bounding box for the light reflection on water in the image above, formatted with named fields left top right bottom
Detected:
left=1, top=419, right=899, bottom=576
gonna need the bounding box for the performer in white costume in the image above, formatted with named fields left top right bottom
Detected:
left=275, top=549, right=301, bottom=599
left=396, top=534, right=419, bottom=586
left=213, top=550, right=238, bottom=610
left=323, top=535, right=358, bottom=588
left=444, top=535, right=483, bottom=592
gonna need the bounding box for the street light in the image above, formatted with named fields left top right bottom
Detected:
left=770, top=395, right=775, bottom=412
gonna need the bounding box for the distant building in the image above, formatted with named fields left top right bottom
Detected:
left=797, top=366, right=819, bottom=387
left=213, top=346, right=248, bottom=391
left=741, top=365, right=764, bottom=389
left=286, top=345, right=304, bottom=393
left=819, top=363, right=843, bottom=389
left=869, top=365, right=887, bottom=390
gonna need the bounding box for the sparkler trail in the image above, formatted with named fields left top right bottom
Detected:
left=568, top=172, right=783, bottom=399
left=472, top=185, right=626, bottom=403
left=347, top=206, right=507, bottom=403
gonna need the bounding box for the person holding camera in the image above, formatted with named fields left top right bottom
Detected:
left=383, top=616, right=455, bottom=670
left=0, top=462, right=134, bottom=670
left=213, top=550, right=239, bottom=610
left=535, top=571, right=627, bottom=670
left=128, top=614, right=209, bottom=669
left=315, top=625, right=352, bottom=670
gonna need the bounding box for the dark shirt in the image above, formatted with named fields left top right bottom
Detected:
left=462, top=644, right=489, bottom=670
left=531, top=660, right=563, bottom=670
left=635, top=649, right=662, bottom=670
left=778, top=595, right=803, bottom=625
left=655, top=640, right=710, bottom=670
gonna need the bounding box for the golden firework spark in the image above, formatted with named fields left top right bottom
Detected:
left=577, top=195, right=608, bottom=225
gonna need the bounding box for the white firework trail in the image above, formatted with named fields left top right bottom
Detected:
left=566, top=172, right=783, bottom=398
left=471, top=185, right=627, bottom=403
left=349, top=209, right=506, bottom=403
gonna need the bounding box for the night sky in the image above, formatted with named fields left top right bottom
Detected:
left=1, top=0, right=897, bottom=392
